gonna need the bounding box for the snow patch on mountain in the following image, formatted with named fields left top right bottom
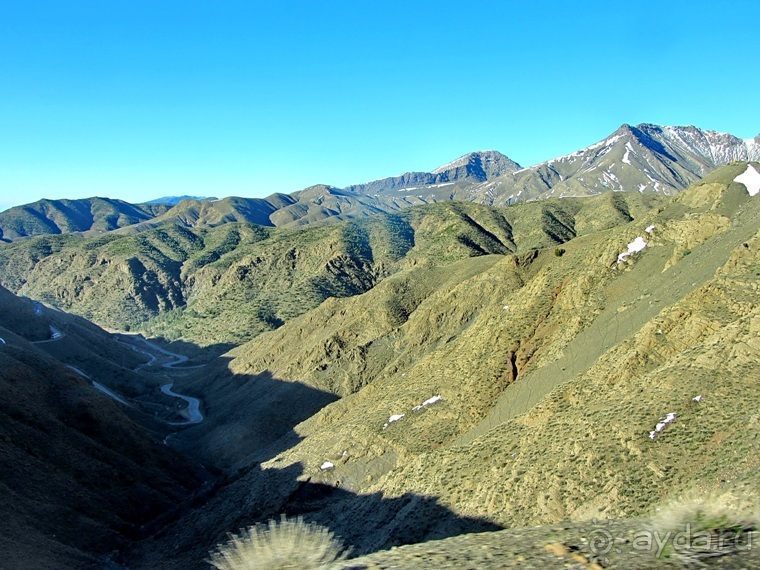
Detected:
left=433, top=154, right=478, bottom=173
left=746, top=137, right=760, bottom=160
left=622, top=142, right=634, bottom=165
left=617, top=236, right=648, bottom=263
left=383, top=414, right=406, bottom=429
left=547, top=135, right=623, bottom=166
left=412, top=395, right=442, bottom=411
left=649, top=412, right=676, bottom=440
left=734, top=164, right=760, bottom=196
left=661, top=126, right=759, bottom=164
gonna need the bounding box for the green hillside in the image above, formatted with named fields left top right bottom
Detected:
left=125, top=163, right=759, bottom=569
left=0, top=194, right=662, bottom=348
left=0, top=197, right=168, bottom=241
left=2, top=164, right=757, bottom=569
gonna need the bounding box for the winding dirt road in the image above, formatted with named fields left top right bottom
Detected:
left=114, top=334, right=205, bottom=426
left=160, top=383, right=204, bottom=425
left=66, top=365, right=132, bottom=407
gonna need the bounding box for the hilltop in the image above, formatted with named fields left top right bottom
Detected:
left=144, top=195, right=216, bottom=205
left=0, top=197, right=169, bottom=241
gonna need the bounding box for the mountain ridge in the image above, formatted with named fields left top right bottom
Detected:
left=2, top=124, right=757, bottom=241
left=144, top=195, right=216, bottom=205
left=0, top=197, right=169, bottom=241
left=343, top=150, right=521, bottom=195
left=0, top=194, right=663, bottom=345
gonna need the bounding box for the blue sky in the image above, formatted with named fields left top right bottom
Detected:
left=1, top=0, right=759, bottom=211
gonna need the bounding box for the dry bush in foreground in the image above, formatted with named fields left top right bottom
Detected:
left=652, top=490, right=758, bottom=567
left=208, top=515, right=348, bottom=570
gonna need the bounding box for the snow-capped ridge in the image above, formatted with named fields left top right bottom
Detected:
left=337, top=123, right=756, bottom=209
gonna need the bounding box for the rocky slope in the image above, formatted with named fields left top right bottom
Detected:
left=127, top=163, right=759, bottom=569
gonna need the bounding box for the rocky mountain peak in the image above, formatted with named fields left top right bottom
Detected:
left=432, top=150, right=521, bottom=180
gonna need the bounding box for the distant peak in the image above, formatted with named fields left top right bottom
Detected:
left=632, top=123, right=666, bottom=135
left=432, top=150, right=521, bottom=176
left=615, top=123, right=635, bottom=133
left=301, top=184, right=339, bottom=192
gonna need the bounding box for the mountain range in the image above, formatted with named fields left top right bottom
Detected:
left=0, top=193, right=665, bottom=346
left=1, top=124, right=758, bottom=242
left=0, top=123, right=759, bottom=569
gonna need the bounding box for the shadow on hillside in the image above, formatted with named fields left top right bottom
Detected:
left=167, top=362, right=340, bottom=468
left=135, top=460, right=503, bottom=570
left=278, top=463, right=505, bottom=555
left=0, top=339, right=208, bottom=570
left=140, top=335, right=236, bottom=363
left=129, top=365, right=504, bottom=570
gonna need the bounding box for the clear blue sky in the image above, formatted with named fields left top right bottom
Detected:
left=1, top=0, right=759, bottom=211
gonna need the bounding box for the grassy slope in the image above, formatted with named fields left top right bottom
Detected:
left=333, top=163, right=759, bottom=544
left=133, top=164, right=758, bottom=568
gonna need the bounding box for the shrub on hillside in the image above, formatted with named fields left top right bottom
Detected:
left=207, top=515, right=348, bottom=570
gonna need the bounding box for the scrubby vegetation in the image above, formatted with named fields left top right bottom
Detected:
left=0, top=194, right=661, bottom=346
left=208, top=516, right=348, bottom=570
left=652, top=490, right=758, bottom=566
left=2, top=163, right=758, bottom=569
